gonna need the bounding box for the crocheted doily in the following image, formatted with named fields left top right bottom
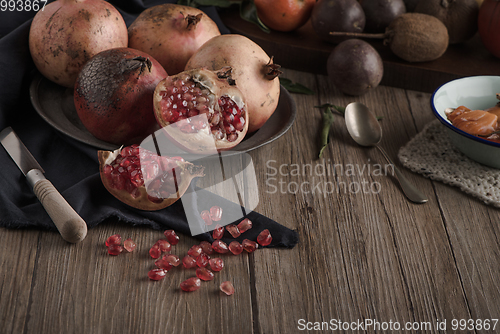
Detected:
left=398, top=120, right=500, bottom=208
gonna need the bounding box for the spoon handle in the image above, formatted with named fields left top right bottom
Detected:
left=375, top=145, right=428, bottom=204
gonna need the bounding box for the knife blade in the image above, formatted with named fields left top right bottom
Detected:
left=0, top=127, right=87, bottom=243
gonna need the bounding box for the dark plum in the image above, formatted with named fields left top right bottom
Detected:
left=359, top=0, right=406, bottom=33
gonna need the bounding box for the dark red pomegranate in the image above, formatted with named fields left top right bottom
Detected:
left=153, top=68, right=249, bottom=153
left=75, top=48, right=167, bottom=146
left=98, top=144, right=204, bottom=211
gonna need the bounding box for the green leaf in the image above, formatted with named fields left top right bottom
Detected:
left=279, top=78, right=315, bottom=95
left=239, top=0, right=270, bottom=33
left=315, top=105, right=336, bottom=159
left=315, top=103, right=345, bottom=116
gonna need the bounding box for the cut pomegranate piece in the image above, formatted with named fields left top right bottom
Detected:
left=164, top=230, right=180, bottom=245
left=123, top=238, right=137, bottom=252
left=226, top=224, right=241, bottom=238
left=212, top=224, right=224, bottom=240
left=105, top=234, right=121, bottom=247
left=165, top=254, right=181, bottom=266
left=200, top=210, right=213, bottom=226
left=187, top=245, right=203, bottom=258
left=107, top=244, right=124, bottom=256
left=149, top=244, right=162, bottom=259
left=237, top=218, right=253, bottom=233
left=156, top=239, right=172, bottom=253
left=148, top=268, right=167, bottom=281
left=242, top=239, right=258, bottom=253
left=196, top=267, right=215, bottom=281
left=155, top=256, right=174, bottom=271
left=209, top=258, right=224, bottom=272
left=180, top=277, right=201, bottom=292
left=220, top=281, right=235, bottom=296
left=228, top=241, right=243, bottom=255
left=199, top=240, right=214, bottom=255
left=257, top=229, right=272, bottom=246
left=212, top=240, right=229, bottom=254
left=182, top=255, right=197, bottom=269
left=209, top=205, right=223, bottom=221
left=196, top=252, right=210, bottom=268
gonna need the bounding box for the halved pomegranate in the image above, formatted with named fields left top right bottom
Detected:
left=153, top=68, right=249, bottom=153
left=98, top=144, right=204, bottom=211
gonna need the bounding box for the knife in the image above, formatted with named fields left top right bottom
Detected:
left=0, top=127, right=87, bottom=243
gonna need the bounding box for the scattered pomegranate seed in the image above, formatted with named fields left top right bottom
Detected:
left=257, top=229, right=272, bottom=246
left=212, top=240, right=229, bottom=254
left=123, top=238, right=136, bottom=252
left=180, top=277, right=201, bottom=292
left=199, top=240, right=214, bottom=255
left=149, top=244, right=162, bottom=259
left=209, top=258, right=224, bottom=272
left=107, top=244, right=124, bottom=256
left=164, top=230, right=179, bottom=245
left=156, top=239, right=172, bottom=253
left=209, top=205, right=223, bottom=221
left=196, top=267, right=215, bottom=281
left=228, top=241, right=243, bottom=255
left=195, top=252, right=210, bottom=267
left=212, top=224, right=224, bottom=240
left=226, top=224, right=241, bottom=238
left=242, top=239, right=258, bottom=253
left=187, top=245, right=203, bottom=258
left=200, top=210, right=213, bottom=226
left=148, top=268, right=167, bottom=281
left=155, top=256, right=173, bottom=271
left=165, top=254, right=181, bottom=266
left=220, top=281, right=235, bottom=296
left=182, top=255, right=197, bottom=269
left=105, top=234, right=121, bottom=247
left=237, top=218, right=253, bottom=233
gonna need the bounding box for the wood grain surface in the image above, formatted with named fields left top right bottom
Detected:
left=1, top=68, right=499, bottom=334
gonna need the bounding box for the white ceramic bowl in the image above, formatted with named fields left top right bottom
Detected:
left=431, top=76, right=500, bottom=169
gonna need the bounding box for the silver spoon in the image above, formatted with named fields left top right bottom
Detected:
left=344, top=102, right=428, bottom=204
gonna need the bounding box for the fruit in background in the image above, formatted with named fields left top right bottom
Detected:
left=128, top=4, right=221, bottom=76
left=358, top=0, right=406, bottom=33
left=29, top=0, right=127, bottom=88
left=185, top=34, right=281, bottom=133
left=327, top=39, right=383, bottom=96
left=403, top=0, right=419, bottom=11
left=253, top=0, right=317, bottom=32
left=98, top=144, right=204, bottom=211
left=414, top=0, right=479, bottom=44
left=74, top=48, right=167, bottom=146
left=311, top=0, right=366, bottom=44
left=153, top=67, right=249, bottom=152
left=478, top=0, right=500, bottom=58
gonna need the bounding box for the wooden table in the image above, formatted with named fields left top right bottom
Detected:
left=1, top=68, right=499, bottom=334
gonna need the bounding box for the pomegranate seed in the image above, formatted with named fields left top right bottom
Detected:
left=107, top=244, right=123, bottom=256
left=165, top=254, right=181, bottom=266
left=220, top=281, right=235, bottom=296
left=199, top=240, right=214, bottom=255
left=228, top=241, right=243, bottom=255
left=180, top=277, right=201, bottom=292
left=196, top=253, right=210, bottom=268
left=226, top=224, right=241, bottom=238
left=212, top=224, right=224, bottom=239
left=209, top=205, right=223, bottom=221
left=242, top=239, right=258, bottom=253
left=257, top=229, right=272, bottom=246
left=196, top=267, right=215, bottom=281
left=164, top=230, right=179, bottom=245
left=212, top=240, right=229, bottom=254
left=148, top=268, right=166, bottom=281
left=209, top=258, right=224, bottom=272
left=156, top=239, right=171, bottom=253
left=182, top=255, right=197, bottom=269
left=237, top=218, right=252, bottom=233
left=123, top=238, right=136, bottom=252
left=187, top=245, right=203, bottom=258
left=200, top=210, right=213, bottom=226
left=105, top=234, right=121, bottom=247
left=149, top=244, right=162, bottom=259
left=155, top=256, right=173, bottom=271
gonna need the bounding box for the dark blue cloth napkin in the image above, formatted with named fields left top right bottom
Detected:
left=0, top=0, right=298, bottom=248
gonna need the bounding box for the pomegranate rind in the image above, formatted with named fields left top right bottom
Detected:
left=98, top=148, right=204, bottom=211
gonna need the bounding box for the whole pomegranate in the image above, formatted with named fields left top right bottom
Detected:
left=478, top=0, right=500, bottom=58
left=153, top=67, right=249, bottom=153
left=98, top=144, right=204, bottom=211
left=185, top=34, right=281, bottom=133
left=128, top=4, right=221, bottom=76
left=254, top=0, right=317, bottom=32
left=29, top=0, right=128, bottom=88
left=74, top=48, right=167, bottom=146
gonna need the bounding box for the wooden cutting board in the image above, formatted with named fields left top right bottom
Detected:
left=219, top=9, right=500, bottom=93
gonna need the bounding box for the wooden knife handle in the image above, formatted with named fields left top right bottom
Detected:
left=33, top=179, right=88, bottom=243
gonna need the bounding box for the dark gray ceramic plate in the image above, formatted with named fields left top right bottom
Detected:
left=29, top=74, right=297, bottom=154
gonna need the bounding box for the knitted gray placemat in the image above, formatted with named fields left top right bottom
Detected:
left=398, top=120, right=500, bottom=208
